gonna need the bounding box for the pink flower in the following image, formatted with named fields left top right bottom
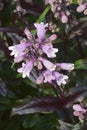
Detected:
left=61, top=13, right=68, bottom=23
left=41, top=44, right=58, bottom=58
left=53, top=72, right=68, bottom=86
left=34, top=22, right=48, bottom=43
left=17, top=60, right=34, bottom=78
left=73, top=104, right=86, bottom=121
left=39, top=57, right=56, bottom=71
left=77, top=3, right=87, bottom=12
left=73, top=104, right=86, bottom=112
left=56, top=63, right=74, bottom=71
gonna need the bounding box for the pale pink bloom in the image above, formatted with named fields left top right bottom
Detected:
left=42, top=44, right=58, bottom=58
left=53, top=72, right=68, bottom=86
left=17, top=60, right=33, bottom=78
left=39, top=57, right=56, bottom=71
left=43, top=70, right=55, bottom=83
left=77, top=3, right=87, bottom=12
left=61, top=14, right=68, bottom=23
left=56, top=63, right=74, bottom=71
left=73, top=111, right=81, bottom=116
left=73, top=104, right=86, bottom=112
left=9, top=43, right=29, bottom=57
left=34, top=22, right=48, bottom=43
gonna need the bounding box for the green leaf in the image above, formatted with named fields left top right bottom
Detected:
left=72, top=0, right=78, bottom=4
left=36, top=5, right=51, bottom=23
left=71, top=123, right=82, bottom=130
left=23, top=114, right=39, bottom=128
left=75, top=59, right=87, bottom=69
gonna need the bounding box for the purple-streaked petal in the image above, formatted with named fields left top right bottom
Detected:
left=53, top=72, right=68, bottom=86
left=43, top=70, right=55, bottom=83
left=9, top=43, right=29, bottom=57
left=42, top=44, right=58, bottom=58
left=17, top=60, right=34, bottom=78
left=39, top=57, right=56, bottom=71
left=34, top=22, right=48, bottom=43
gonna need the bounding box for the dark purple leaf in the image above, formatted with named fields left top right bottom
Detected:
left=11, top=96, right=61, bottom=115
left=11, top=87, right=87, bottom=116
left=0, top=27, right=25, bottom=37
left=19, top=0, right=34, bottom=9
left=19, top=0, right=44, bottom=15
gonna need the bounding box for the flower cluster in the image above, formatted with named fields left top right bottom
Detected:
left=9, top=22, right=74, bottom=86
left=45, top=0, right=72, bottom=23
left=73, top=103, right=87, bottom=121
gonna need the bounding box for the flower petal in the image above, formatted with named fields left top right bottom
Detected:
left=34, top=22, right=48, bottom=43
left=39, top=57, right=56, bottom=71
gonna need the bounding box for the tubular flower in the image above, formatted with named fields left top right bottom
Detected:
left=34, top=22, right=48, bottom=43
left=17, top=60, right=34, bottom=78
left=56, top=63, right=74, bottom=71
left=9, top=42, right=29, bottom=57
left=53, top=72, right=68, bottom=86
left=39, top=57, right=56, bottom=72
left=9, top=22, right=74, bottom=86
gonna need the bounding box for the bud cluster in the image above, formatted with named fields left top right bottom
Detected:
left=73, top=103, right=87, bottom=121
left=48, top=22, right=59, bottom=32
left=45, top=0, right=72, bottom=23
